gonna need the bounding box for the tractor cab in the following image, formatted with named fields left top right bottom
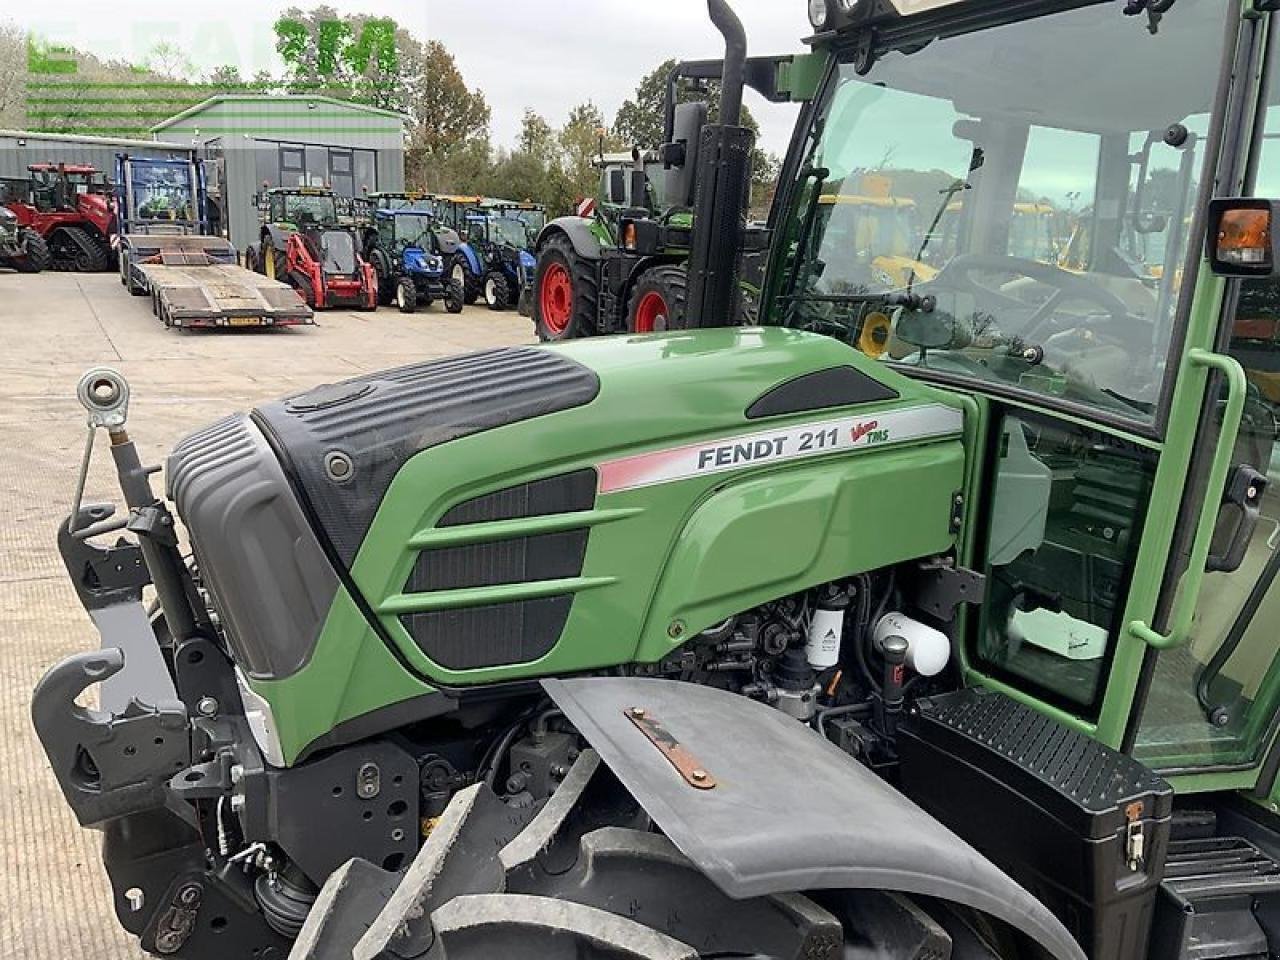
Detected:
left=489, top=201, right=547, bottom=249
left=768, top=0, right=1280, bottom=784
left=27, top=163, right=112, bottom=213
left=263, top=187, right=341, bottom=230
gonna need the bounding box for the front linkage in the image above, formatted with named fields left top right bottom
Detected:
left=32, top=370, right=294, bottom=957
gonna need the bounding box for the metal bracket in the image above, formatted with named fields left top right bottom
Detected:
left=31, top=648, right=189, bottom=828
left=908, top=558, right=986, bottom=622
left=625, top=707, right=717, bottom=790
left=58, top=506, right=150, bottom=611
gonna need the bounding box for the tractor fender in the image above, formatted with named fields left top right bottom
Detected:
left=454, top=242, right=483, bottom=277
left=263, top=224, right=292, bottom=250
left=542, top=677, right=1086, bottom=960
left=537, top=216, right=602, bottom=262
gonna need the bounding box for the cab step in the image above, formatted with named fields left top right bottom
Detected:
left=1151, top=836, right=1280, bottom=960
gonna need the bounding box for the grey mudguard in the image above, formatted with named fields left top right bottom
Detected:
left=537, top=218, right=602, bottom=261
left=542, top=677, right=1085, bottom=960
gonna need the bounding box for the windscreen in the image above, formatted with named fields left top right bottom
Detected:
left=491, top=216, right=530, bottom=249
left=394, top=214, right=435, bottom=246
left=777, top=0, right=1229, bottom=425
left=320, top=230, right=356, bottom=275
left=284, top=194, right=337, bottom=226
left=129, top=162, right=195, bottom=222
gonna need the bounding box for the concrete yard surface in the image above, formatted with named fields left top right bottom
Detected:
left=0, top=270, right=533, bottom=959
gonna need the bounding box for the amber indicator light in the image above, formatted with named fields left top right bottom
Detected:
left=1217, top=208, right=1272, bottom=267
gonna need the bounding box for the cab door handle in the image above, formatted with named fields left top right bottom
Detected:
left=1128, top=348, right=1248, bottom=651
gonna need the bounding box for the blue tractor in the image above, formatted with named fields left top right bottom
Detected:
left=362, top=205, right=465, bottom=314
left=466, top=209, right=540, bottom=312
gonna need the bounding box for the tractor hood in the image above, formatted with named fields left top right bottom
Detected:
left=169, top=328, right=968, bottom=761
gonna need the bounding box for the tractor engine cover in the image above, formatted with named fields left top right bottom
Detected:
left=168, top=328, right=968, bottom=763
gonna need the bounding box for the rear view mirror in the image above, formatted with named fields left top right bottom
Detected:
left=1207, top=198, right=1279, bottom=278
left=607, top=170, right=627, bottom=205
left=895, top=309, right=972, bottom=351
left=1134, top=212, right=1168, bottom=234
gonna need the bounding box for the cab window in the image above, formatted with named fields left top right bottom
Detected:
left=977, top=412, right=1157, bottom=715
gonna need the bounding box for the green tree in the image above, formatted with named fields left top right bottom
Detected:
left=519, top=109, right=556, bottom=165
left=559, top=101, right=616, bottom=204
left=614, top=58, right=780, bottom=210
left=411, top=40, right=491, bottom=166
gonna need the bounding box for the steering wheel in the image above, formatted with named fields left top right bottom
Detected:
left=929, top=254, right=1134, bottom=344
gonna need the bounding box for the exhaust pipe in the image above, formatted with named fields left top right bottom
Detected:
left=687, top=0, right=755, bottom=328
left=708, top=0, right=746, bottom=127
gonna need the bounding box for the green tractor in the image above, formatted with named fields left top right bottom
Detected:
left=30, top=2, right=1280, bottom=959
left=531, top=71, right=775, bottom=342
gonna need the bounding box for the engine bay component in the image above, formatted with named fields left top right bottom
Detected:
left=874, top=612, right=951, bottom=677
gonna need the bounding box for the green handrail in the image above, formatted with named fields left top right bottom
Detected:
left=1128, top=348, right=1248, bottom=651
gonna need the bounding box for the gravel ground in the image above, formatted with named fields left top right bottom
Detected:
left=0, top=270, right=533, bottom=959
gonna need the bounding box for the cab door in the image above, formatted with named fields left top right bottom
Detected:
left=1129, top=32, right=1280, bottom=788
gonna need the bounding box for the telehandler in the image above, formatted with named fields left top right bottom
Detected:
left=30, top=1, right=1280, bottom=958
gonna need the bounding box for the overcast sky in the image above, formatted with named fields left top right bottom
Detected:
left=11, top=1, right=808, bottom=157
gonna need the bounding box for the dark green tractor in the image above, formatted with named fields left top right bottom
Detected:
left=30, top=2, right=1280, bottom=959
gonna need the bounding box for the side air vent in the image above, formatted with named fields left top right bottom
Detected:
left=439, top=469, right=597, bottom=527
left=407, top=530, right=588, bottom=593
left=400, top=470, right=599, bottom=671
left=400, top=597, right=573, bottom=671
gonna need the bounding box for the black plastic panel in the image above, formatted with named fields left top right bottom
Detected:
left=400, top=596, right=573, bottom=671
left=407, top=530, right=588, bottom=593
left=898, top=688, right=1172, bottom=960
left=253, top=349, right=600, bottom=568
left=166, top=414, right=340, bottom=680
left=746, top=366, right=899, bottom=420
left=439, top=470, right=597, bottom=527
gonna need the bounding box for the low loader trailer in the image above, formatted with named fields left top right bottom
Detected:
left=115, top=156, right=313, bottom=330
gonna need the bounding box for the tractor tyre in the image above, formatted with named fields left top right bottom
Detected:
left=533, top=234, right=597, bottom=342
left=291, top=752, right=846, bottom=960
left=13, top=230, right=49, bottom=274
left=483, top=271, right=512, bottom=311
left=396, top=278, right=418, bottom=314
left=452, top=256, right=482, bottom=305
left=243, top=245, right=260, bottom=274
left=625, top=265, right=689, bottom=333
left=371, top=248, right=395, bottom=306
left=444, top=278, right=465, bottom=314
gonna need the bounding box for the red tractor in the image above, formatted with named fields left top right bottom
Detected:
left=245, top=187, right=377, bottom=310
left=0, top=163, right=116, bottom=272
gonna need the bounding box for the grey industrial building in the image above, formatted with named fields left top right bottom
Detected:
left=0, top=94, right=408, bottom=249
left=0, top=130, right=195, bottom=177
